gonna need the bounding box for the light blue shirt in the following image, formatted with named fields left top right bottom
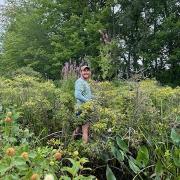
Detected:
left=74, top=77, right=92, bottom=107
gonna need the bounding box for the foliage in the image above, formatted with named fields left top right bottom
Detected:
left=0, top=0, right=179, bottom=178
left=61, top=157, right=95, bottom=180
left=0, top=72, right=179, bottom=179
left=0, top=110, right=95, bottom=179
left=0, top=0, right=179, bottom=85
left=0, top=74, right=75, bottom=136
left=65, top=79, right=179, bottom=179
left=0, top=110, right=59, bottom=179
left=11, top=67, right=43, bottom=79
left=109, top=135, right=179, bottom=179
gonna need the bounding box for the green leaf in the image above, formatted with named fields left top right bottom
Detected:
left=79, top=157, right=89, bottom=164
left=111, top=145, right=124, bottom=162
left=155, top=161, right=163, bottom=176
left=106, top=165, right=116, bottom=180
left=62, top=158, right=80, bottom=177
left=172, top=148, right=180, bottom=167
left=177, top=115, right=180, bottom=122
left=170, top=128, right=180, bottom=145
left=62, top=166, right=76, bottom=176
left=8, top=174, right=20, bottom=180
left=12, top=112, right=21, bottom=120
left=21, top=144, right=29, bottom=152
left=10, top=157, right=28, bottom=172
left=136, top=146, right=149, bottom=167
left=0, top=164, right=10, bottom=175
left=128, top=158, right=141, bottom=174
left=29, top=152, right=36, bottom=159
left=116, top=136, right=128, bottom=152
left=100, top=152, right=110, bottom=162
left=66, top=158, right=77, bottom=166
left=4, top=175, right=20, bottom=180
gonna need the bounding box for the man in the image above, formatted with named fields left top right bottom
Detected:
left=73, top=65, right=93, bottom=143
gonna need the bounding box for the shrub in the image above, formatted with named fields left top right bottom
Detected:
left=66, top=79, right=180, bottom=179
left=0, top=110, right=95, bottom=179
left=0, top=75, right=75, bottom=136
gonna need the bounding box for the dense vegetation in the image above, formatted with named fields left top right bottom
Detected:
left=0, top=72, right=179, bottom=179
left=0, top=0, right=179, bottom=179
left=0, top=0, right=179, bottom=85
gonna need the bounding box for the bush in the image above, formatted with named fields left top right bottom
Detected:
left=0, top=110, right=96, bottom=179
left=0, top=75, right=179, bottom=179
left=0, top=75, right=75, bottom=136
left=65, top=79, right=180, bottom=179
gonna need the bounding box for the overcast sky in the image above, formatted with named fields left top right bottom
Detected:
left=0, top=0, right=5, bottom=5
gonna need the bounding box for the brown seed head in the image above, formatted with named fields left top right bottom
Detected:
left=21, top=152, right=29, bottom=160
left=54, top=152, right=62, bottom=161
left=4, top=117, right=12, bottom=123
left=6, top=147, right=15, bottom=156
left=30, top=173, right=39, bottom=180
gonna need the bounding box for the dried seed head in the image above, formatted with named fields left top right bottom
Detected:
left=21, top=152, right=29, bottom=160
left=54, top=152, right=62, bottom=161
left=4, top=117, right=12, bottom=123
left=6, top=147, right=15, bottom=156
left=30, top=173, right=39, bottom=180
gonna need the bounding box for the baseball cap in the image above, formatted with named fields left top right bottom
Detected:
left=80, top=65, right=90, bottom=71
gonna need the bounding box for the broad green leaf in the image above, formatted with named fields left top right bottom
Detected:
left=119, top=150, right=125, bottom=161
left=176, top=115, right=180, bottom=122
left=29, top=152, right=36, bottom=159
left=66, top=158, right=77, bottom=166
left=136, top=146, right=149, bottom=167
left=116, top=136, right=128, bottom=152
left=171, top=128, right=180, bottom=145
left=172, top=148, right=180, bottom=167
left=12, top=157, right=28, bottom=171
left=12, top=112, right=20, bottom=120
left=62, top=166, right=76, bottom=176
left=154, top=176, right=161, bottom=180
left=0, top=164, right=10, bottom=175
left=4, top=175, right=20, bottom=180
left=155, top=161, right=163, bottom=176
left=8, top=174, right=20, bottom=180
left=100, top=152, right=110, bottom=162
left=111, top=146, right=124, bottom=162
left=79, top=157, right=89, bottom=164
left=21, top=144, right=29, bottom=152
left=106, top=165, right=116, bottom=180
left=62, top=158, right=80, bottom=177
left=13, top=157, right=27, bottom=167
left=128, top=158, right=140, bottom=174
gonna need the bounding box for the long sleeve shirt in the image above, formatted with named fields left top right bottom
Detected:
left=74, top=77, right=92, bottom=107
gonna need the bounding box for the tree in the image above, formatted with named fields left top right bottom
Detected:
left=0, top=0, right=179, bottom=84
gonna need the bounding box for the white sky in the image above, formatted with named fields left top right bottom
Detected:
left=0, top=0, right=5, bottom=5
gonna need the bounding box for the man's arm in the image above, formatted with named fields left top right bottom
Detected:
left=75, top=81, right=90, bottom=103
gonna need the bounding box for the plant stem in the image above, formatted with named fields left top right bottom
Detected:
left=132, top=165, right=155, bottom=180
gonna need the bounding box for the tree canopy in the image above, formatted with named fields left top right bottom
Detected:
left=0, top=0, right=179, bottom=85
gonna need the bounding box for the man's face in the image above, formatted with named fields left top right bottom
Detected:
left=80, top=68, right=91, bottom=80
